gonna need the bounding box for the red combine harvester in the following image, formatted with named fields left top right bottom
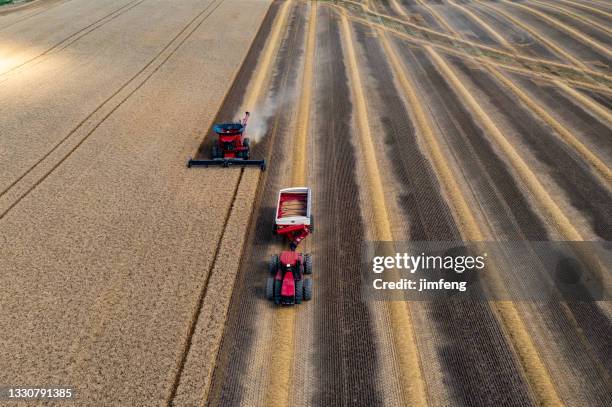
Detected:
left=266, top=187, right=313, bottom=305
left=187, top=112, right=266, bottom=170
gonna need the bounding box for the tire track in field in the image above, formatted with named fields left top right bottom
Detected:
left=343, top=0, right=583, bottom=72
left=366, top=2, right=612, bottom=203
left=447, top=0, right=513, bottom=50
left=164, top=3, right=291, bottom=405
left=310, top=6, right=382, bottom=405
left=430, top=0, right=502, bottom=47
left=0, top=0, right=72, bottom=29
left=58, top=0, right=232, bottom=377
left=395, top=41, right=565, bottom=406
left=420, top=2, right=611, bottom=202
left=413, top=0, right=455, bottom=34
left=340, top=11, right=428, bottom=406
left=429, top=48, right=612, bottom=403
left=394, top=5, right=612, bottom=395
left=462, top=2, right=563, bottom=61
left=530, top=0, right=612, bottom=37
left=388, top=0, right=609, bottom=402
left=353, top=13, right=535, bottom=405
left=334, top=1, right=612, bottom=93
left=545, top=0, right=612, bottom=19
left=0, top=0, right=146, bottom=78
left=203, top=2, right=308, bottom=406
left=364, top=4, right=569, bottom=404
left=500, top=0, right=611, bottom=61
left=421, top=17, right=611, bottom=283
left=264, top=2, right=315, bottom=405
left=482, top=1, right=610, bottom=71
left=0, top=0, right=226, bottom=222
left=474, top=0, right=588, bottom=70
left=448, top=59, right=612, bottom=392
left=552, top=0, right=612, bottom=20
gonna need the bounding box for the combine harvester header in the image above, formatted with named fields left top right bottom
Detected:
left=187, top=112, right=266, bottom=170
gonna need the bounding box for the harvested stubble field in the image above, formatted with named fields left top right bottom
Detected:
left=1, top=0, right=611, bottom=406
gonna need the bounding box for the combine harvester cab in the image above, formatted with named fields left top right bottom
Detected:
left=266, top=187, right=313, bottom=305
left=187, top=112, right=266, bottom=170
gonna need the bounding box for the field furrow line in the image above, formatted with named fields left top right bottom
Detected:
left=0, top=0, right=73, bottom=29
left=432, top=3, right=612, bottom=184
left=52, top=0, right=231, bottom=376
left=264, top=2, right=316, bottom=406
left=547, top=0, right=612, bottom=20
left=414, top=0, right=455, bottom=34
left=166, top=2, right=293, bottom=405
left=437, top=0, right=612, bottom=214
left=398, top=5, right=612, bottom=396
left=0, top=0, right=146, bottom=79
left=0, top=0, right=226, bottom=221
left=429, top=49, right=612, bottom=401
left=309, top=6, right=384, bottom=404
left=447, top=0, right=513, bottom=50
left=475, top=1, right=588, bottom=70
left=531, top=0, right=612, bottom=36
left=489, top=70, right=612, bottom=185
left=359, top=4, right=574, bottom=403
left=334, top=1, right=612, bottom=92
left=500, top=0, right=612, bottom=59
left=382, top=31, right=565, bottom=404
left=555, top=81, right=612, bottom=126
left=340, top=11, right=428, bottom=406
left=431, top=48, right=611, bottom=282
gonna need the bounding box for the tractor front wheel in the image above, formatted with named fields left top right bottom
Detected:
left=274, top=280, right=282, bottom=304
left=303, top=254, right=312, bottom=275
left=269, top=254, right=280, bottom=274
left=303, top=278, right=312, bottom=301
left=266, top=277, right=275, bottom=300
left=295, top=280, right=303, bottom=304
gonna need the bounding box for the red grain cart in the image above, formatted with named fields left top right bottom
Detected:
left=273, top=187, right=313, bottom=250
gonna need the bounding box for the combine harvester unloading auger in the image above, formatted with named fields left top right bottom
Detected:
left=266, top=187, right=314, bottom=306
left=187, top=112, right=266, bottom=170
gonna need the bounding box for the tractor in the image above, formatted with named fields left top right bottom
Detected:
left=266, top=187, right=314, bottom=306
left=266, top=251, right=312, bottom=305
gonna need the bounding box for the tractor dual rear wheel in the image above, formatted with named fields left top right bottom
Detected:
left=303, top=278, right=312, bottom=301
left=266, top=277, right=275, bottom=300
left=269, top=254, right=280, bottom=274
left=295, top=280, right=303, bottom=304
